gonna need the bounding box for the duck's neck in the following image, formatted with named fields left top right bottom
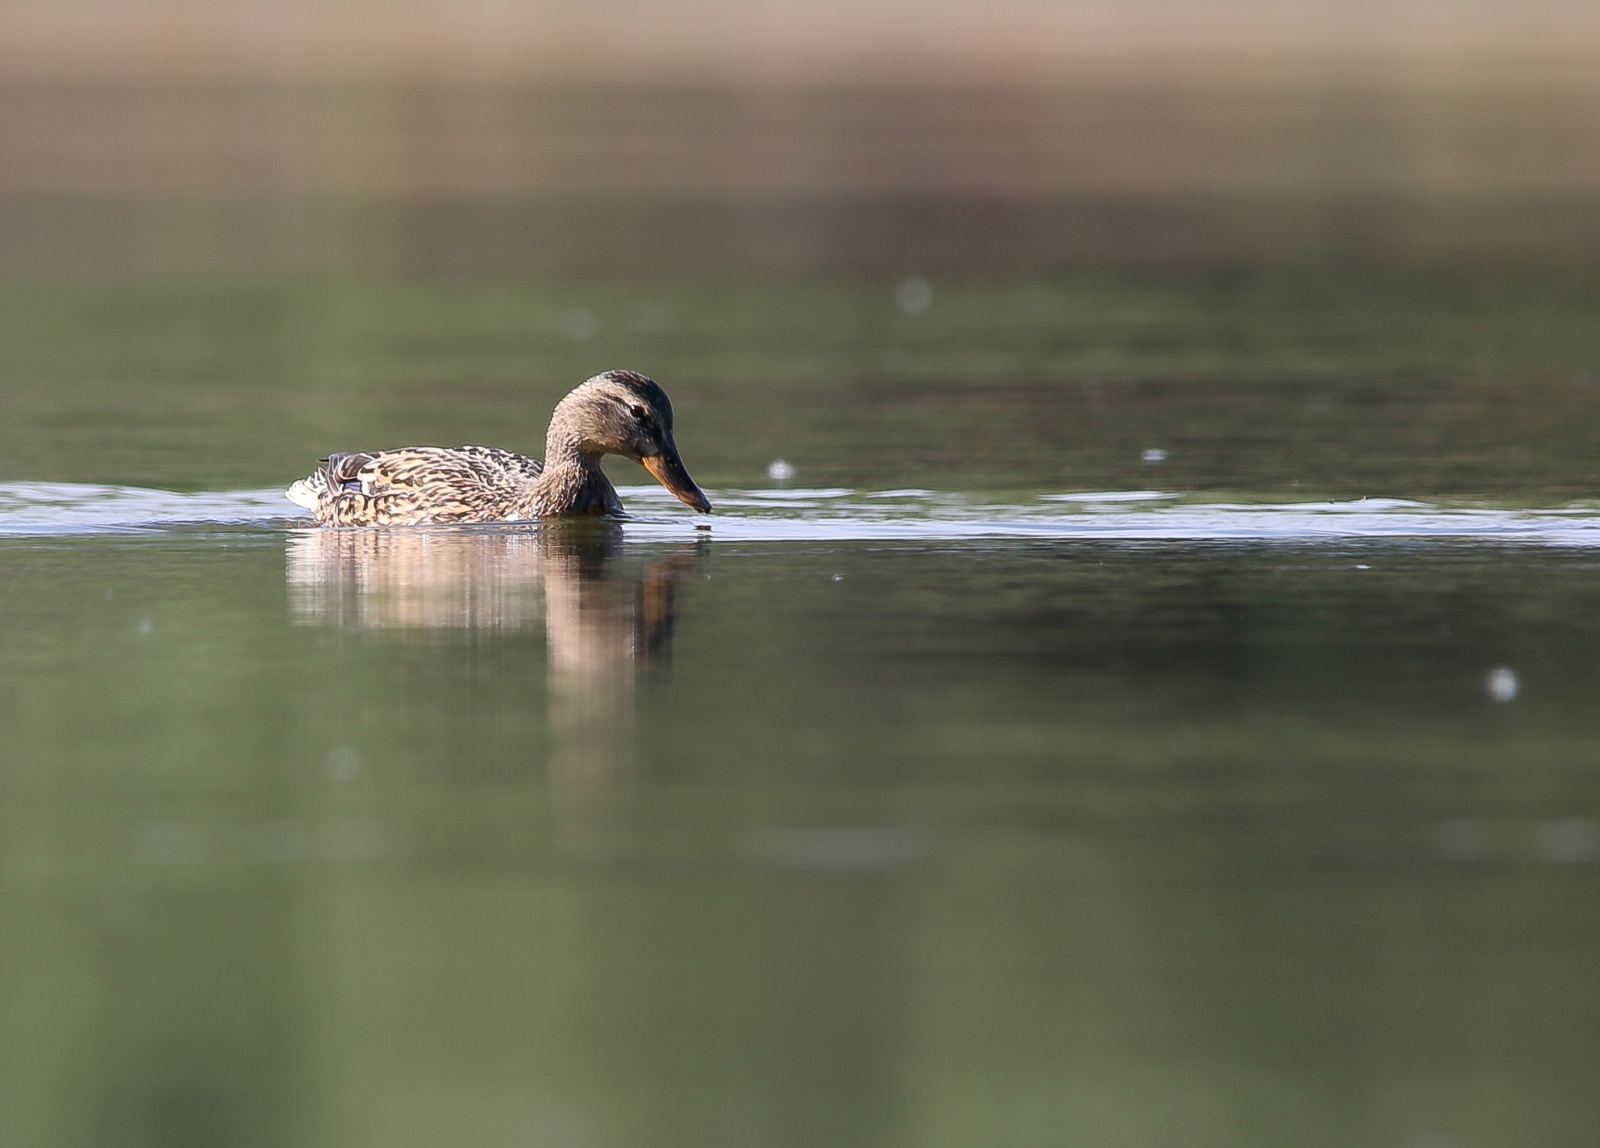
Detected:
left=522, top=427, right=622, bottom=517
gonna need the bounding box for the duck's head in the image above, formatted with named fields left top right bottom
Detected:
left=553, top=370, right=712, bottom=513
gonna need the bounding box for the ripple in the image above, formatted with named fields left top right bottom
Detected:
left=619, top=486, right=1600, bottom=545
left=4, top=481, right=1600, bottom=546
left=0, top=483, right=295, bottom=535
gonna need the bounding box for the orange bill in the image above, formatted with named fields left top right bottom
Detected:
left=641, top=448, right=712, bottom=513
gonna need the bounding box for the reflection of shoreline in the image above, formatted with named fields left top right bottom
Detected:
left=285, top=524, right=701, bottom=803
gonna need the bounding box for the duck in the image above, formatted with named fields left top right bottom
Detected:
left=285, top=370, right=712, bottom=526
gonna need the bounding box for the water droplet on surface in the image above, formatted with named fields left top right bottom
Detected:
left=561, top=308, right=598, bottom=340
left=896, top=277, right=933, bottom=315
left=324, top=746, right=362, bottom=782
left=1141, top=448, right=1168, bottom=464
left=767, top=459, right=797, bottom=482
left=1485, top=666, right=1519, bottom=703
left=1533, top=818, right=1597, bottom=864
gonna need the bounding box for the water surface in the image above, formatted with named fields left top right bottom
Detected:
left=2, top=273, right=1600, bottom=1148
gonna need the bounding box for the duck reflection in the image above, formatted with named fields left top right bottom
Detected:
left=286, top=525, right=546, bottom=631
left=285, top=524, right=700, bottom=796
left=539, top=524, right=697, bottom=790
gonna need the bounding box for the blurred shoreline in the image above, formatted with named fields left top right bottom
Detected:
left=8, top=192, right=1600, bottom=274
left=3, top=2, right=1599, bottom=271
left=4, top=0, right=1599, bottom=84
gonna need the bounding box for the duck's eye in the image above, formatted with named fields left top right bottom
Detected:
left=628, top=404, right=648, bottom=420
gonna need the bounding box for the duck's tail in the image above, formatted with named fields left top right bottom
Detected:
left=285, top=470, right=329, bottom=511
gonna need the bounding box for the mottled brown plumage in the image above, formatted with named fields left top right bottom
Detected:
left=286, top=370, right=712, bottom=526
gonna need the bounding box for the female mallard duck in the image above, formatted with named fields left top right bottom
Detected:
left=286, top=370, right=712, bottom=526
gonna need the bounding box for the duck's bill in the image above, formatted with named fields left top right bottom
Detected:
left=641, top=450, right=713, bottom=513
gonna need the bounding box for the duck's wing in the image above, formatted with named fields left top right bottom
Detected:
left=447, top=445, right=544, bottom=484
left=310, top=446, right=543, bottom=526
left=324, top=451, right=378, bottom=490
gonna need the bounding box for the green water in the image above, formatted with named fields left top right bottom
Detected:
left=3, top=272, right=1600, bottom=1147
left=4, top=271, right=1600, bottom=497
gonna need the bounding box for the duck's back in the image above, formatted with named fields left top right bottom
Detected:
left=289, top=446, right=545, bottom=526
